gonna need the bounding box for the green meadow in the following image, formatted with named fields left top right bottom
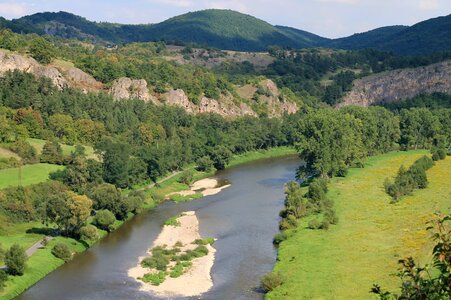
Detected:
left=0, top=163, right=65, bottom=189
left=268, top=151, right=451, bottom=299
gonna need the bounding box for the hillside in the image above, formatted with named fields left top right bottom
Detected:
left=329, top=25, right=408, bottom=50
left=3, top=10, right=451, bottom=55
left=340, top=60, right=451, bottom=107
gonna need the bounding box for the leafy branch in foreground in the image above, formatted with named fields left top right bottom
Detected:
left=371, top=212, right=450, bottom=299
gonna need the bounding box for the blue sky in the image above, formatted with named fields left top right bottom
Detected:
left=0, top=0, right=450, bottom=38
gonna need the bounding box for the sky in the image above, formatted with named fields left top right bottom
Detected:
left=0, top=0, right=450, bottom=38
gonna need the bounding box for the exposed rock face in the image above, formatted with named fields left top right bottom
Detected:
left=0, top=50, right=68, bottom=89
left=236, top=79, right=299, bottom=117
left=341, top=60, right=451, bottom=107
left=162, top=90, right=257, bottom=117
left=109, top=77, right=157, bottom=103
left=62, top=67, right=103, bottom=93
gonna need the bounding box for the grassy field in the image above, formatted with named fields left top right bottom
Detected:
left=0, top=236, right=88, bottom=300
left=0, top=163, right=65, bottom=189
left=268, top=151, right=451, bottom=299
left=27, top=138, right=97, bottom=159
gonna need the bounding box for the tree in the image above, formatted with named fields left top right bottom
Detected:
left=5, top=244, right=27, bottom=276
left=29, top=37, right=56, bottom=64
left=90, top=183, right=128, bottom=220
left=44, top=191, right=92, bottom=236
left=48, top=114, right=77, bottom=144
left=196, top=156, right=214, bottom=172
left=40, top=141, right=63, bottom=164
left=210, top=146, right=232, bottom=170
left=295, top=109, right=366, bottom=179
left=94, top=210, right=116, bottom=232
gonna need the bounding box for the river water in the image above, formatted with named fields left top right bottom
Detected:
left=17, top=155, right=299, bottom=300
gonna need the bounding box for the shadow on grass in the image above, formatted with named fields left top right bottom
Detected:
left=26, top=227, right=57, bottom=236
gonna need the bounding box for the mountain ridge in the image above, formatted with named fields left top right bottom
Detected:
left=1, top=9, right=451, bottom=54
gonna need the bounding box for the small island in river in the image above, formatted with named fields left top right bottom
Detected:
left=128, top=211, right=216, bottom=298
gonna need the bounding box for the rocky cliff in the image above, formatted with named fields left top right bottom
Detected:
left=0, top=49, right=298, bottom=118
left=341, top=60, right=451, bottom=107
left=0, top=50, right=68, bottom=89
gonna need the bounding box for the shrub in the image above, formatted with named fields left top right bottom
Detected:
left=9, top=139, right=37, bottom=163
left=431, top=147, right=446, bottom=161
left=94, top=209, right=116, bottom=232
left=308, top=178, right=328, bottom=204
left=308, top=219, right=322, bottom=230
left=261, top=272, right=284, bottom=292
left=80, top=225, right=98, bottom=241
left=40, top=141, right=63, bottom=164
left=5, top=244, right=27, bottom=276
left=321, top=220, right=330, bottom=230
left=51, top=243, right=72, bottom=262
left=0, top=270, right=7, bottom=290
left=141, top=271, right=166, bottom=286
left=273, top=232, right=289, bottom=245
left=196, top=156, right=214, bottom=172
left=178, top=170, right=194, bottom=185
left=169, top=263, right=185, bottom=278
left=164, top=214, right=182, bottom=226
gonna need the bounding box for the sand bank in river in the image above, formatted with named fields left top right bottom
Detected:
left=168, top=177, right=231, bottom=198
left=128, top=211, right=216, bottom=298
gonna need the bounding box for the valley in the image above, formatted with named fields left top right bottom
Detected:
left=0, top=4, right=450, bottom=300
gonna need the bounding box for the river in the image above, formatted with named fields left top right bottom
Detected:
left=17, top=155, right=299, bottom=300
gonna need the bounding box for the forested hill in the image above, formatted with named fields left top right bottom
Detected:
left=2, top=10, right=450, bottom=55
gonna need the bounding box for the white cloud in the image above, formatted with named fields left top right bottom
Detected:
left=0, top=3, right=28, bottom=17
left=418, top=0, right=439, bottom=10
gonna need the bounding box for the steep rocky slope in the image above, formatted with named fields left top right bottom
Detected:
left=341, top=60, right=451, bottom=107
left=0, top=49, right=297, bottom=117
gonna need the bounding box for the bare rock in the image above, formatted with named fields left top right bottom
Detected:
left=341, top=60, right=451, bottom=107
left=0, top=50, right=68, bottom=90
left=63, top=67, right=103, bottom=93
left=162, top=89, right=196, bottom=112
left=109, top=77, right=156, bottom=103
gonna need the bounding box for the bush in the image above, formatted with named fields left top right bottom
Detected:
left=261, top=272, right=284, bottom=292
left=0, top=270, right=7, bottom=290
left=5, top=244, right=27, bottom=276
left=141, top=271, right=166, bottom=286
left=51, top=243, right=72, bottom=262
left=431, top=147, right=446, bottom=161
left=94, top=209, right=116, bottom=232
left=308, top=219, right=322, bottom=230
left=40, top=141, right=63, bottom=164
left=321, top=220, right=330, bottom=230
left=80, top=225, right=98, bottom=241
left=9, top=139, right=37, bottom=163
left=308, top=178, right=328, bottom=204
left=141, top=254, right=169, bottom=271
left=196, top=156, right=214, bottom=172
left=273, top=232, right=289, bottom=245
left=178, top=170, right=194, bottom=185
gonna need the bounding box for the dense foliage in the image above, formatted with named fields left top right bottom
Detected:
left=384, top=156, right=434, bottom=201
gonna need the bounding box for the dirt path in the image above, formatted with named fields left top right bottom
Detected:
left=137, top=171, right=183, bottom=192
left=0, top=236, right=54, bottom=270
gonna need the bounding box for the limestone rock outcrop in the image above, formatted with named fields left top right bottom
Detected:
left=109, top=77, right=157, bottom=103
left=341, top=60, right=451, bottom=107
left=0, top=50, right=68, bottom=89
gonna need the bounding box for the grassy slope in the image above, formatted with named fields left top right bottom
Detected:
left=27, top=138, right=96, bottom=159
left=0, top=164, right=65, bottom=189
left=0, top=146, right=296, bottom=300
left=268, top=151, right=451, bottom=299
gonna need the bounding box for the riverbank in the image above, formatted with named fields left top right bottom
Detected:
left=267, top=151, right=451, bottom=299
left=0, top=146, right=296, bottom=300
left=129, top=211, right=215, bottom=297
